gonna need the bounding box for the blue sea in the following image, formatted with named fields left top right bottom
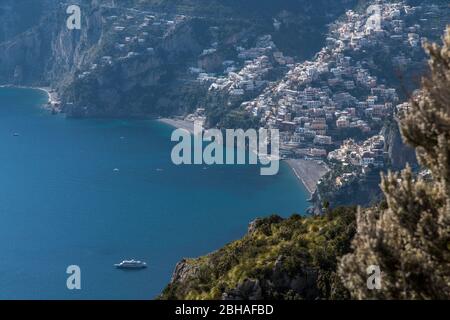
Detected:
left=0, top=87, right=309, bottom=299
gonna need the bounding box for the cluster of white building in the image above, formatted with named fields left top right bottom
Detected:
left=236, top=0, right=448, bottom=161
left=193, top=35, right=292, bottom=99
left=328, top=135, right=386, bottom=168
left=78, top=6, right=187, bottom=79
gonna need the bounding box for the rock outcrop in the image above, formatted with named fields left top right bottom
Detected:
left=382, top=120, right=418, bottom=170
left=160, top=208, right=356, bottom=300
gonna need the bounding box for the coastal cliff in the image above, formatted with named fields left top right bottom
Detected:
left=0, top=1, right=103, bottom=87
left=160, top=207, right=356, bottom=300
left=0, top=0, right=356, bottom=119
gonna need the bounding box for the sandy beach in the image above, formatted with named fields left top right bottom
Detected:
left=37, top=87, right=57, bottom=103
left=286, top=159, right=330, bottom=194
left=35, top=87, right=61, bottom=109
left=158, top=118, right=195, bottom=134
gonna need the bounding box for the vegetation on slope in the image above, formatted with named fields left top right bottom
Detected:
left=133, top=0, right=358, bottom=57
left=161, top=26, right=450, bottom=300
left=160, top=207, right=357, bottom=300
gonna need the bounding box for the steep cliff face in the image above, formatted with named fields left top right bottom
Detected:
left=0, top=0, right=50, bottom=84
left=45, top=5, right=105, bottom=87
left=0, top=1, right=103, bottom=86
left=382, top=121, right=418, bottom=170
left=61, top=18, right=209, bottom=117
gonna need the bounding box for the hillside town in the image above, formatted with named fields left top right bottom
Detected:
left=73, top=3, right=188, bottom=80
left=185, top=1, right=446, bottom=192
left=241, top=0, right=446, bottom=162
left=61, top=0, right=449, bottom=194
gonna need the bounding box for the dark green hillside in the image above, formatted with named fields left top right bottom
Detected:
left=0, top=0, right=47, bottom=43
left=133, top=0, right=356, bottom=18
left=160, top=207, right=357, bottom=300
left=132, top=0, right=359, bottom=56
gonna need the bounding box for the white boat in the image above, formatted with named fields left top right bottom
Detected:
left=114, top=259, right=147, bottom=269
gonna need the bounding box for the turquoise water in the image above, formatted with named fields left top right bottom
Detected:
left=0, top=87, right=309, bottom=299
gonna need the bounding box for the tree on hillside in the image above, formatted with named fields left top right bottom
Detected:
left=338, top=26, right=450, bottom=299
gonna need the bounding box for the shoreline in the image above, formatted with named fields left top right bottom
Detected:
left=286, top=159, right=330, bottom=195
left=157, top=117, right=195, bottom=134
left=0, top=84, right=59, bottom=108
left=158, top=117, right=329, bottom=195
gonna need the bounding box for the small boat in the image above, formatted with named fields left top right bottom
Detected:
left=114, top=259, right=147, bottom=269
left=13, top=133, right=19, bottom=137
left=113, top=168, right=120, bottom=172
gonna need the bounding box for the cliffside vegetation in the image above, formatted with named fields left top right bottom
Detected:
left=133, top=0, right=358, bottom=56
left=160, top=207, right=357, bottom=300
left=161, top=26, right=450, bottom=300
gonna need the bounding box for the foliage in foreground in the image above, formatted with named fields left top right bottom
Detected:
left=339, top=26, right=450, bottom=299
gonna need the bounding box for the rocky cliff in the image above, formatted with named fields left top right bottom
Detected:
left=160, top=207, right=356, bottom=300
left=382, top=120, right=418, bottom=170
left=0, top=1, right=103, bottom=87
